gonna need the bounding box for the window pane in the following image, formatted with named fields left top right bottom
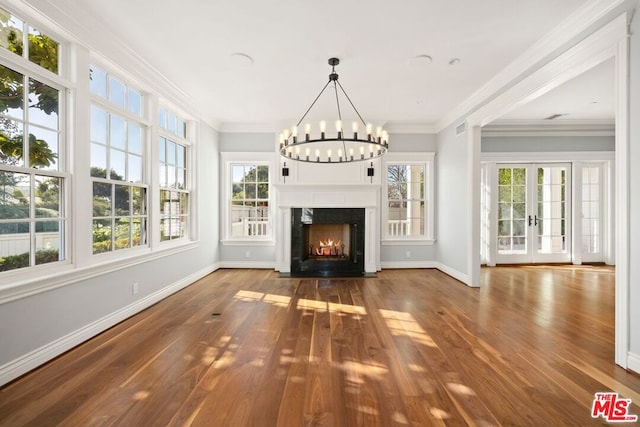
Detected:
left=108, top=75, right=125, bottom=108
left=92, top=219, right=112, bottom=253
left=158, top=137, right=166, bottom=162
left=0, top=222, right=30, bottom=272
left=256, top=165, right=268, bottom=182
left=28, top=26, right=59, bottom=74
left=132, top=217, right=144, bottom=246
left=0, top=171, right=30, bottom=219
left=158, top=108, right=166, bottom=130
left=257, top=183, right=268, bottom=199
left=167, top=111, right=176, bottom=134
left=109, top=114, right=126, bottom=150
left=159, top=164, right=166, bottom=187
left=0, top=12, right=24, bottom=58
left=28, top=78, right=58, bottom=129
left=90, top=66, right=107, bottom=97
left=128, top=154, right=142, bottom=184
left=128, top=123, right=141, bottom=154
left=167, top=165, right=176, bottom=188
left=244, top=166, right=256, bottom=182
left=166, top=140, right=176, bottom=164
left=92, top=182, right=111, bottom=217
left=115, top=185, right=130, bottom=216
left=35, top=221, right=61, bottom=264
left=0, top=118, right=25, bottom=167
left=128, top=88, right=141, bottom=116
left=29, top=125, right=58, bottom=170
left=90, top=106, right=107, bottom=144
left=132, top=187, right=144, bottom=215
left=176, top=118, right=185, bottom=138
left=176, top=144, right=185, bottom=168
left=160, top=189, right=170, bottom=215
left=90, top=143, right=107, bottom=177
left=176, top=167, right=185, bottom=189
left=35, top=175, right=60, bottom=217
left=232, top=165, right=245, bottom=183
left=180, top=193, right=188, bottom=214
left=110, top=149, right=126, bottom=180
left=0, top=64, right=24, bottom=120
left=114, top=218, right=130, bottom=250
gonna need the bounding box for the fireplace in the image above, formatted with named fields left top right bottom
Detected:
left=290, top=208, right=365, bottom=277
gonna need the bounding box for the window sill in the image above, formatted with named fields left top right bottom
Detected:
left=381, top=239, right=436, bottom=246
left=221, top=239, right=275, bottom=247
left=0, top=240, right=199, bottom=304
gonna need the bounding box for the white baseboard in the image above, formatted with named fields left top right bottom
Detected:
left=627, top=351, right=640, bottom=375
left=0, top=264, right=218, bottom=387
left=217, top=261, right=275, bottom=269
left=434, top=262, right=474, bottom=287
left=380, top=261, right=437, bottom=269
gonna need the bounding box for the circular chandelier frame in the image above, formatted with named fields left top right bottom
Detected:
left=279, top=58, right=388, bottom=164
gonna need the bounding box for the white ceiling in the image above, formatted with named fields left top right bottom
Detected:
left=69, top=0, right=596, bottom=129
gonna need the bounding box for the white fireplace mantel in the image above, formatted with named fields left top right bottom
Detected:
left=274, top=184, right=381, bottom=274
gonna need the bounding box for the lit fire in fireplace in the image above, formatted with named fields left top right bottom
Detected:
left=316, top=238, right=341, bottom=256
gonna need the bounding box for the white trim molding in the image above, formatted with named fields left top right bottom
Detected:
left=628, top=352, right=640, bottom=375
left=434, top=262, right=473, bottom=287
left=466, top=13, right=630, bottom=368
left=0, top=264, right=218, bottom=387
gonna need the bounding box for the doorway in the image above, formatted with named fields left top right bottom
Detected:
left=495, top=163, right=571, bottom=264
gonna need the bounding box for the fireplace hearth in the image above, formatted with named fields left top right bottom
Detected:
left=290, top=208, right=365, bottom=277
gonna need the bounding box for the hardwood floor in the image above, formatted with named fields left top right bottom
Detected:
left=1, top=266, right=639, bottom=426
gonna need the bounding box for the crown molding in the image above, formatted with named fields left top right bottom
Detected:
left=483, top=119, right=615, bottom=136
left=435, top=0, right=635, bottom=133
left=14, top=0, right=207, bottom=123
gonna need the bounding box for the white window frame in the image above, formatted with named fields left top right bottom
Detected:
left=157, top=105, right=193, bottom=244
left=382, top=152, right=435, bottom=245
left=89, top=64, right=150, bottom=257
left=0, top=10, right=71, bottom=280
left=221, top=152, right=275, bottom=245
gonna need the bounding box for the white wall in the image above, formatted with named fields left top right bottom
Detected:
left=436, top=124, right=469, bottom=280
left=628, top=1, right=640, bottom=371
left=0, top=121, right=220, bottom=383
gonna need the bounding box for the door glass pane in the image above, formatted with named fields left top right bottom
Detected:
left=582, top=165, right=601, bottom=254
left=497, top=167, right=527, bottom=255
left=536, top=166, right=568, bottom=254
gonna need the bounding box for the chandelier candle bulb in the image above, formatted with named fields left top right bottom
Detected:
left=305, top=123, right=311, bottom=141
left=327, top=149, right=332, bottom=162
left=352, top=121, right=358, bottom=139
left=305, top=147, right=310, bottom=161
left=291, top=126, right=298, bottom=143
left=360, top=146, right=365, bottom=160
left=320, top=120, right=326, bottom=139
left=366, top=123, right=373, bottom=141
left=316, top=149, right=320, bottom=162
left=338, top=148, right=343, bottom=162
left=349, top=148, right=354, bottom=161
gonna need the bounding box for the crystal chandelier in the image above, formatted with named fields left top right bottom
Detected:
left=279, top=58, right=388, bottom=163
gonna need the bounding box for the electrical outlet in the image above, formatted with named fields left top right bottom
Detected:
left=245, top=251, right=251, bottom=258
left=132, top=282, right=139, bottom=295
left=405, top=251, right=411, bottom=258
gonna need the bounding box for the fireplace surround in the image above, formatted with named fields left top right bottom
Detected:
left=290, top=208, right=365, bottom=277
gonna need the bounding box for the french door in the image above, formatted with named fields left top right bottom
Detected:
left=496, top=163, right=571, bottom=264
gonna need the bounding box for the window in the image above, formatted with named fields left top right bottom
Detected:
left=383, top=153, right=434, bottom=242
left=90, top=65, right=147, bottom=254
left=158, top=107, right=189, bottom=241
left=0, top=8, right=65, bottom=273
left=0, top=7, right=60, bottom=74
left=228, top=161, right=270, bottom=240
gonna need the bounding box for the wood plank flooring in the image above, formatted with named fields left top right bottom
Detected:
left=1, top=266, right=639, bottom=426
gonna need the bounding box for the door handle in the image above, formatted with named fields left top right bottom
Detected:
left=528, top=215, right=533, bottom=226
left=528, top=215, right=539, bottom=226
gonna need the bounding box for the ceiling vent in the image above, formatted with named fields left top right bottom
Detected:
left=455, top=122, right=466, bottom=136
left=544, top=113, right=567, bottom=120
